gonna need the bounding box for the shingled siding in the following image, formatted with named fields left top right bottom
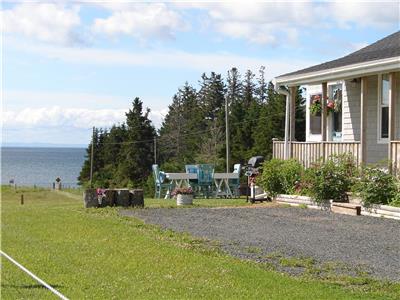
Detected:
left=342, top=80, right=361, bottom=142
left=365, top=75, right=388, bottom=164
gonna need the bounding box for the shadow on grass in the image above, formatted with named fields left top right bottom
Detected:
left=1, top=283, right=63, bottom=289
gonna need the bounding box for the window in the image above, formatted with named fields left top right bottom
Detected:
left=329, top=84, right=342, bottom=141
left=310, top=94, right=321, bottom=134
left=379, top=74, right=389, bottom=141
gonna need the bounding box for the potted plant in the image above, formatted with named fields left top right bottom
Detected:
left=172, top=187, right=194, bottom=206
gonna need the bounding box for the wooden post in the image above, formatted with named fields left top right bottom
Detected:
left=290, top=86, right=297, bottom=158
left=360, top=77, right=368, bottom=165
left=388, top=72, right=396, bottom=172
left=90, top=126, right=95, bottom=188
left=21, top=194, right=24, bottom=205
left=321, top=82, right=328, bottom=160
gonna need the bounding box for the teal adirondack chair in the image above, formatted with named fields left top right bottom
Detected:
left=185, top=164, right=198, bottom=189
left=229, top=164, right=242, bottom=198
left=196, top=164, right=214, bottom=198
left=152, top=164, right=172, bottom=199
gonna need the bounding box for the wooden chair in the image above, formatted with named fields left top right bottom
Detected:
left=229, top=164, right=242, bottom=198
left=152, top=164, right=172, bottom=199
left=196, top=164, right=214, bottom=198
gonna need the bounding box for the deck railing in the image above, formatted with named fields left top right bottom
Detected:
left=390, top=141, right=400, bottom=176
left=272, top=140, right=361, bottom=168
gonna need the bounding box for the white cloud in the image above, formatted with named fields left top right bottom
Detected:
left=92, top=3, right=189, bottom=41
left=8, top=39, right=316, bottom=80
left=2, top=106, right=167, bottom=130
left=330, top=1, right=400, bottom=28
left=176, top=1, right=399, bottom=45
left=1, top=3, right=82, bottom=45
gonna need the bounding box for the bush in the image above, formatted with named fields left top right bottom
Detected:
left=258, top=159, right=303, bottom=197
left=356, top=166, right=396, bottom=207
left=305, top=155, right=356, bottom=203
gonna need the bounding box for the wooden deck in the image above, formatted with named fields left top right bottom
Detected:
left=274, top=140, right=400, bottom=174
left=272, top=140, right=360, bottom=167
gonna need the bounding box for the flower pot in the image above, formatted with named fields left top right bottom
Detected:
left=177, top=194, right=193, bottom=206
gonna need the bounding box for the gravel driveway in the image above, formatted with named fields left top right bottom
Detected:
left=121, top=206, right=400, bottom=281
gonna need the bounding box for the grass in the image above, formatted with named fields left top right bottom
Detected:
left=1, top=186, right=399, bottom=299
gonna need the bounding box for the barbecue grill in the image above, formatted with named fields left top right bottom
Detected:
left=245, top=156, right=265, bottom=203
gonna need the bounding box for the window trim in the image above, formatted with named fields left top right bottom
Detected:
left=377, top=73, right=389, bottom=144
left=327, top=82, right=343, bottom=142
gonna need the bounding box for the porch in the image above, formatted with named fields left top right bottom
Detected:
left=273, top=71, right=399, bottom=172
left=273, top=140, right=400, bottom=172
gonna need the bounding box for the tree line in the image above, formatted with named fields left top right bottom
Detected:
left=78, top=66, right=305, bottom=190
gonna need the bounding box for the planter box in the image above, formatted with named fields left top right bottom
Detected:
left=83, top=189, right=98, bottom=208
left=177, top=194, right=193, bottom=206
left=361, top=204, right=400, bottom=220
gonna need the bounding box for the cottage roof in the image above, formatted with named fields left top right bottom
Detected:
left=276, top=31, right=400, bottom=85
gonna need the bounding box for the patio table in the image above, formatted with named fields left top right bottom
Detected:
left=165, top=173, right=197, bottom=188
left=213, top=173, right=239, bottom=198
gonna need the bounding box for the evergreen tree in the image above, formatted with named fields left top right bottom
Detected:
left=116, top=98, right=156, bottom=186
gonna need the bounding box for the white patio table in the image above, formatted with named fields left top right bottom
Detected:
left=213, top=173, right=239, bottom=198
left=165, top=173, right=197, bottom=188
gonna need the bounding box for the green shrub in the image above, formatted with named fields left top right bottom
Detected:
left=356, top=166, right=396, bottom=207
left=305, top=155, right=356, bottom=203
left=258, top=159, right=303, bottom=197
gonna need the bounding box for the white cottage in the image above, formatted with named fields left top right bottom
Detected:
left=273, top=31, right=400, bottom=171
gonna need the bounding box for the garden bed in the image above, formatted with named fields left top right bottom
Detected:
left=275, top=194, right=400, bottom=220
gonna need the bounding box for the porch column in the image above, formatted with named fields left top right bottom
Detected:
left=321, top=82, right=328, bottom=159
left=290, top=86, right=297, bottom=141
left=289, top=86, right=297, bottom=158
left=388, top=72, right=396, bottom=171
left=360, top=77, right=368, bottom=165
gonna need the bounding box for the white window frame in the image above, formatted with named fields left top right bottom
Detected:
left=377, top=73, right=389, bottom=144
left=327, top=81, right=343, bottom=142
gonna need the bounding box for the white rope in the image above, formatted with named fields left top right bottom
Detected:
left=1, top=250, right=69, bottom=300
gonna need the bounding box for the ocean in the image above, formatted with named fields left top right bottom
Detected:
left=1, top=147, right=87, bottom=188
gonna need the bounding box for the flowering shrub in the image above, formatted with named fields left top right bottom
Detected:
left=308, top=159, right=353, bottom=203
left=258, top=159, right=303, bottom=197
left=355, top=166, right=396, bottom=207
left=171, top=187, right=194, bottom=196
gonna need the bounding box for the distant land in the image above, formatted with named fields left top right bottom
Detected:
left=2, top=142, right=87, bottom=148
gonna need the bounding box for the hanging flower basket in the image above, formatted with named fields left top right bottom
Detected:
left=310, top=94, right=322, bottom=116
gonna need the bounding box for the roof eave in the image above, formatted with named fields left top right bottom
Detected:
left=275, top=56, right=400, bottom=87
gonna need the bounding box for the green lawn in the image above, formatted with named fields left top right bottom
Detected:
left=1, top=187, right=399, bottom=299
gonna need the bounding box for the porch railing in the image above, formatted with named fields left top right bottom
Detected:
left=390, top=141, right=400, bottom=176
left=272, top=140, right=361, bottom=168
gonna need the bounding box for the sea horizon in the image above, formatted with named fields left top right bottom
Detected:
left=1, top=147, right=86, bottom=187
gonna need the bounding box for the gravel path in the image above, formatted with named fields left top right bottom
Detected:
left=121, top=207, right=400, bottom=281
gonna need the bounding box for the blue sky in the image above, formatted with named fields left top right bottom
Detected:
left=2, top=1, right=399, bottom=146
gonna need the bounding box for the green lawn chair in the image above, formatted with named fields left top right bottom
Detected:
left=229, top=164, right=242, bottom=198
left=185, top=164, right=198, bottom=190
left=152, top=164, right=172, bottom=199
left=196, top=164, right=214, bottom=198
